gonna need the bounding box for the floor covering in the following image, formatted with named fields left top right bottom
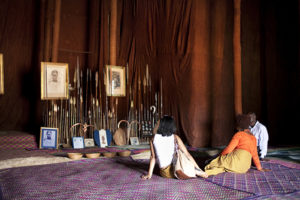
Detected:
left=0, top=146, right=299, bottom=199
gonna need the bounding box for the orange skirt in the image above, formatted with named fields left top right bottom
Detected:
left=205, top=149, right=252, bottom=176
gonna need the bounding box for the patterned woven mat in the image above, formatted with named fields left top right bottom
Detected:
left=0, top=157, right=251, bottom=200
left=205, top=161, right=300, bottom=199
left=0, top=157, right=300, bottom=199
left=0, top=132, right=37, bottom=149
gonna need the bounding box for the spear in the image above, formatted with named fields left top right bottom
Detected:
left=61, top=107, right=65, bottom=144
left=51, top=101, right=54, bottom=127
left=77, top=57, right=80, bottom=123
left=126, top=63, right=129, bottom=86
left=155, top=92, right=158, bottom=122
left=160, top=77, right=163, bottom=118
left=115, top=98, right=118, bottom=132
left=71, top=97, right=74, bottom=126
left=146, top=65, right=149, bottom=122
left=80, top=69, right=83, bottom=123
left=89, top=69, right=93, bottom=129
left=98, top=68, right=102, bottom=129
left=80, top=88, right=83, bottom=124
left=96, top=99, right=99, bottom=129
left=60, top=100, right=63, bottom=140
left=149, top=73, right=152, bottom=127
left=106, top=12, right=110, bottom=131
left=140, top=104, right=144, bottom=138
left=48, top=111, right=51, bottom=128
left=54, top=104, right=58, bottom=128
left=88, top=109, right=92, bottom=137
left=92, top=98, right=96, bottom=128
left=45, top=101, right=49, bottom=127
left=95, top=72, right=98, bottom=128
left=143, top=75, right=148, bottom=135
left=85, top=69, right=89, bottom=123
left=105, top=68, right=108, bottom=130
left=66, top=110, right=69, bottom=145
left=135, top=110, right=138, bottom=137
left=138, top=71, right=141, bottom=138
left=143, top=75, right=146, bottom=121
left=70, top=97, right=75, bottom=138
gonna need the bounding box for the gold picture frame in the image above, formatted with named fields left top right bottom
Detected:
left=105, top=65, right=126, bottom=97
left=41, top=62, right=69, bottom=100
left=0, top=53, right=4, bottom=94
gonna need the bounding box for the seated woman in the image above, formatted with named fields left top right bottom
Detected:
left=204, top=114, right=269, bottom=176
left=142, top=115, right=207, bottom=180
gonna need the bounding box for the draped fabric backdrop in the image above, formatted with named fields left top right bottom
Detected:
left=0, top=0, right=299, bottom=147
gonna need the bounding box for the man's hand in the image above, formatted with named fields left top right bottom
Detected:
left=260, top=158, right=269, bottom=162
left=260, top=168, right=271, bottom=172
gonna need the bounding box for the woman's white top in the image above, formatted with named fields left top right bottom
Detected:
left=153, top=134, right=175, bottom=168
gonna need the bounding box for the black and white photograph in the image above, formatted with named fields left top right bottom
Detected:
left=40, top=127, right=58, bottom=149
left=130, top=137, right=139, bottom=145
left=41, top=62, right=69, bottom=99
left=84, top=138, right=95, bottom=147
left=105, top=65, right=126, bottom=96
left=72, top=137, right=84, bottom=149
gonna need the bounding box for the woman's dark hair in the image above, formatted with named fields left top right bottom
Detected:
left=236, top=114, right=251, bottom=131
left=156, top=115, right=177, bottom=137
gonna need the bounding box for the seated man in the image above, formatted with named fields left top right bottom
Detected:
left=248, top=112, right=269, bottom=160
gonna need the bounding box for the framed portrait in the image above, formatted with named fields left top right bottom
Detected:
left=0, top=53, right=4, bottom=94
left=84, top=138, right=95, bottom=147
left=72, top=137, right=84, bottom=149
left=41, top=62, right=69, bottom=100
left=94, top=129, right=108, bottom=148
left=105, top=65, right=126, bottom=97
left=40, top=127, right=58, bottom=149
left=130, top=137, right=139, bottom=145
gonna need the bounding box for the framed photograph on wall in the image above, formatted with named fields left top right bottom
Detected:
left=72, top=137, right=84, bottom=149
left=105, top=65, right=126, bottom=97
left=40, top=127, right=58, bottom=149
left=41, top=62, right=69, bottom=100
left=0, top=53, right=4, bottom=94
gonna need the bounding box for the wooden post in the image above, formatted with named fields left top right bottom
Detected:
left=233, top=0, right=242, bottom=115
left=52, top=0, right=61, bottom=62
left=109, top=0, right=117, bottom=66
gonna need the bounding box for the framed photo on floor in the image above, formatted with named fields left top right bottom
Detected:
left=40, top=127, right=58, bottom=149
left=41, top=62, right=69, bottom=100
left=0, top=53, right=4, bottom=94
left=130, top=137, right=139, bottom=145
left=84, top=138, right=95, bottom=147
left=72, top=137, right=84, bottom=149
left=105, top=65, right=126, bottom=97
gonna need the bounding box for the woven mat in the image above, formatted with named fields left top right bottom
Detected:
left=0, top=132, right=37, bottom=149
left=206, top=161, right=300, bottom=198
left=0, top=157, right=300, bottom=199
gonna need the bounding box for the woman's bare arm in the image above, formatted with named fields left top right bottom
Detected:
left=141, top=139, right=156, bottom=180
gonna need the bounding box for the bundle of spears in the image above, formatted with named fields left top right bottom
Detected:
left=42, top=61, right=164, bottom=146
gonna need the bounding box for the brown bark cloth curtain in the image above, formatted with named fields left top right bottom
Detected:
left=115, top=0, right=236, bottom=147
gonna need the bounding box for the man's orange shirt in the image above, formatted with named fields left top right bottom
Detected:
left=221, top=131, right=262, bottom=170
